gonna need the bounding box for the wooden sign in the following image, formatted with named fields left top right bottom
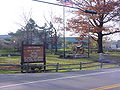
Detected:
left=22, top=45, right=45, bottom=63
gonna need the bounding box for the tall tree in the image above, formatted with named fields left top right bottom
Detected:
left=9, top=18, right=55, bottom=50
left=65, top=0, right=120, bottom=53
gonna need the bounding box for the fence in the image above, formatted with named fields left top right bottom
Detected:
left=0, top=61, right=119, bottom=73
left=0, top=52, right=20, bottom=56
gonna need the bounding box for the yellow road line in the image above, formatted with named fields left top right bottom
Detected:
left=90, top=83, right=120, bottom=90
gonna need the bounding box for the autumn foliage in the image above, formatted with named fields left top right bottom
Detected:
left=66, top=0, right=120, bottom=53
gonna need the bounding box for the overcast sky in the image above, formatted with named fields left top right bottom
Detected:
left=0, top=0, right=63, bottom=34
left=0, top=0, right=119, bottom=40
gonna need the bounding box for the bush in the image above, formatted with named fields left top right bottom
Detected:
left=59, top=54, right=64, bottom=58
left=66, top=55, right=73, bottom=59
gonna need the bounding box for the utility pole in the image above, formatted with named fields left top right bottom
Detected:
left=32, top=0, right=97, bottom=58
left=63, top=6, right=66, bottom=58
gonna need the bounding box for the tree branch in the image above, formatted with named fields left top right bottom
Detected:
left=91, top=33, right=98, bottom=37
left=93, top=19, right=99, bottom=26
left=103, top=14, right=118, bottom=23
left=103, top=30, right=120, bottom=36
left=91, top=36, right=97, bottom=41
left=89, top=19, right=96, bottom=27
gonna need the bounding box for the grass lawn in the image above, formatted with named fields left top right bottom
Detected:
left=0, top=51, right=119, bottom=73
left=0, top=56, right=20, bottom=64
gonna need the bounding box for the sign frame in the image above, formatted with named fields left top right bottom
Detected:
left=21, top=44, right=46, bottom=64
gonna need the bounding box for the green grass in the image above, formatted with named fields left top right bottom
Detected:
left=45, top=54, right=119, bottom=72
left=47, top=55, right=90, bottom=64
left=0, top=51, right=119, bottom=73
left=0, top=56, right=20, bottom=64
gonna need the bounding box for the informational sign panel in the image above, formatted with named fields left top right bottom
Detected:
left=22, top=45, right=45, bottom=63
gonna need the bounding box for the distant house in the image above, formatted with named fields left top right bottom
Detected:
left=109, top=40, right=120, bottom=50
left=116, top=40, right=120, bottom=48
left=111, top=44, right=117, bottom=49
left=105, top=40, right=119, bottom=50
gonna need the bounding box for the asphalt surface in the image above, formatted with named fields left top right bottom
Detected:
left=0, top=68, right=120, bottom=90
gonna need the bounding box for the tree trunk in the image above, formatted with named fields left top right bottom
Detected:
left=97, top=32, right=103, bottom=53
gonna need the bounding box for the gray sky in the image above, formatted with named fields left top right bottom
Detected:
left=0, top=0, right=119, bottom=40
left=0, top=0, right=62, bottom=34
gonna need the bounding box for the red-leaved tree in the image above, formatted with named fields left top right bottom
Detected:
left=66, top=0, right=120, bottom=53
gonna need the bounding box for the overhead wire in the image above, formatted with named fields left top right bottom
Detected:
left=32, top=0, right=97, bottom=14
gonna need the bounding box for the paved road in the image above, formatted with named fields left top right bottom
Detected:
left=0, top=68, right=120, bottom=90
